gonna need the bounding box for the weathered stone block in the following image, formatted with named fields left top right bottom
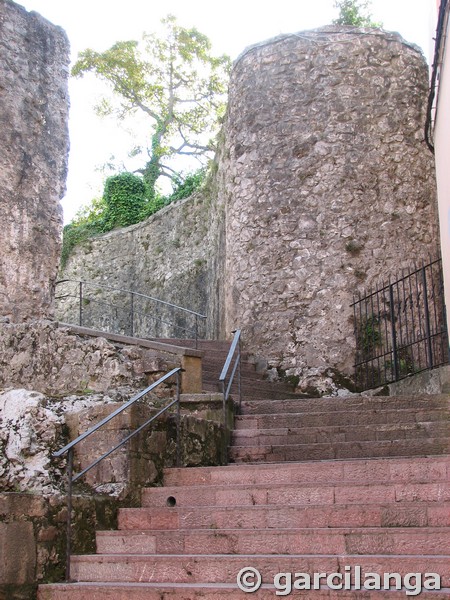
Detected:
left=181, top=354, right=202, bottom=393
left=0, top=521, right=36, bottom=584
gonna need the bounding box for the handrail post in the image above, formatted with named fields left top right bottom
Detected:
left=221, top=379, right=227, bottom=464
left=79, top=282, right=83, bottom=327
left=422, top=265, right=434, bottom=369
left=221, top=380, right=226, bottom=429
left=237, top=335, right=242, bottom=411
left=176, top=370, right=181, bottom=468
left=65, top=447, right=74, bottom=582
left=389, top=282, right=399, bottom=381
left=195, top=315, right=198, bottom=349
left=130, top=291, right=134, bottom=338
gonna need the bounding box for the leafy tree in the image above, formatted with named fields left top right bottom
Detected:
left=333, top=0, right=382, bottom=28
left=72, top=15, right=231, bottom=198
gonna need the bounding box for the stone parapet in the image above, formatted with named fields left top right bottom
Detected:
left=0, top=320, right=185, bottom=396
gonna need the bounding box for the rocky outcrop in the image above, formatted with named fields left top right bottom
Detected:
left=0, top=321, right=176, bottom=395
left=0, top=0, right=70, bottom=322
left=0, top=388, right=114, bottom=494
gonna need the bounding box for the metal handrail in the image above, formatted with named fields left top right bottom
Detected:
left=55, top=279, right=207, bottom=346
left=53, top=367, right=182, bottom=582
left=218, top=329, right=242, bottom=436
left=56, top=279, right=207, bottom=318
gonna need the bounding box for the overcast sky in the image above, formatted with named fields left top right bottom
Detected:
left=19, top=0, right=436, bottom=223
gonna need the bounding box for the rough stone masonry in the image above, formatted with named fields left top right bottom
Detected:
left=59, top=27, right=439, bottom=393
left=219, top=27, right=439, bottom=391
left=0, top=0, right=70, bottom=322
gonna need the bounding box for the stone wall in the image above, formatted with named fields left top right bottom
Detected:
left=0, top=386, right=227, bottom=598
left=0, top=321, right=178, bottom=396
left=59, top=28, right=439, bottom=392
left=58, top=190, right=225, bottom=340
left=0, top=492, right=117, bottom=600
left=0, top=388, right=227, bottom=498
left=218, top=27, right=439, bottom=389
left=0, top=0, right=69, bottom=323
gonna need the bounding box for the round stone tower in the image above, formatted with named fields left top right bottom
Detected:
left=219, top=27, right=439, bottom=393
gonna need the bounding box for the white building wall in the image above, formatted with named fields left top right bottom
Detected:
left=433, top=2, right=450, bottom=328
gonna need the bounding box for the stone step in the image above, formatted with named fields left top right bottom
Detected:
left=232, top=422, right=450, bottom=446
left=37, top=582, right=450, bottom=600
left=163, top=456, right=450, bottom=487
left=140, top=480, right=450, bottom=509
left=202, top=366, right=264, bottom=382
left=95, top=526, right=450, bottom=555
left=118, top=501, right=450, bottom=531
left=234, top=408, right=450, bottom=429
left=229, top=438, right=450, bottom=463
left=202, top=382, right=301, bottom=400
left=63, top=554, right=450, bottom=587
left=239, top=395, right=450, bottom=414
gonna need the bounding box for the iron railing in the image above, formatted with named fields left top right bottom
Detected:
left=352, top=258, right=449, bottom=391
left=55, top=279, right=207, bottom=346
left=53, top=367, right=182, bottom=582
left=218, top=330, right=242, bottom=463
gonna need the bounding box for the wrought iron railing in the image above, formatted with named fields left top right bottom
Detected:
left=53, top=368, right=182, bottom=582
left=352, top=258, right=449, bottom=391
left=352, top=259, right=449, bottom=390
left=55, top=279, right=207, bottom=346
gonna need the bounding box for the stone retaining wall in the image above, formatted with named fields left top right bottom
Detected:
left=0, top=321, right=178, bottom=396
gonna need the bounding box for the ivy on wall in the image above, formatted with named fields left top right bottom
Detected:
left=61, top=168, right=206, bottom=269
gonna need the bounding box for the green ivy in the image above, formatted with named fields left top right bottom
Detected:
left=168, top=169, right=206, bottom=202
left=103, top=172, right=147, bottom=229
left=60, top=168, right=207, bottom=268
left=60, top=221, right=102, bottom=268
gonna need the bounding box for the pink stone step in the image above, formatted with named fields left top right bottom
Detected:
left=38, top=583, right=450, bottom=600
left=37, top=582, right=450, bottom=600
left=163, top=456, right=450, bottom=487
left=141, top=480, right=450, bottom=509
left=234, top=408, right=450, bottom=428
left=117, top=502, right=450, bottom=531
left=95, top=527, right=450, bottom=555
left=229, top=438, right=450, bottom=463
left=239, top=395, right=450, bottom=415
left=232, top=422, right=450, bottom=446
left=67, top=554, right=450, bottom=587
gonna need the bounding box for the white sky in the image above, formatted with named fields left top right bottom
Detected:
left=18, top=0, right=436, bottom=223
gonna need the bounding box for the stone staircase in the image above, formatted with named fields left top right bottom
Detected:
left=153, top=338, right=302, bottom=399
left=231, top=395, right=450, bottom=463
left=38, top=390, right=450, bottom=599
